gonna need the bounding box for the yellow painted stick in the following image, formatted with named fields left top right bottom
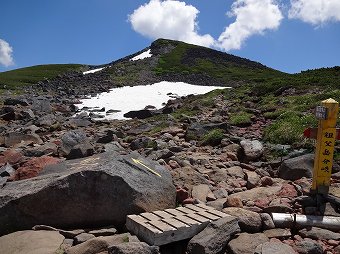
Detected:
left=312, top=98, right=339, bottom=194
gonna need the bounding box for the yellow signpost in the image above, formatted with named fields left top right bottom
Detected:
left=311, top=98, right=339, bottom=194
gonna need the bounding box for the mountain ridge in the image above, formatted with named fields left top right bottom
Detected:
left=0, top=38, right=339, bottom=96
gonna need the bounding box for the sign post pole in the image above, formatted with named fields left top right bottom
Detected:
left=311, top=98, right=339, bottom=195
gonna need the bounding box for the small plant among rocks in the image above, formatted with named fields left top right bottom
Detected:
left=202, top=129, right=224, bottom=146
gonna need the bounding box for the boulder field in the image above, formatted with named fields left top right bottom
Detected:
left=0, top=92, right=340, bottom=254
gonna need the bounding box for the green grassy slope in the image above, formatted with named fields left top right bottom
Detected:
left=153, top=39, right=286, bottom=84
left=0, top=64, right=84, bottom=91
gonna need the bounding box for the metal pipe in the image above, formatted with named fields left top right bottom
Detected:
left=271, top=213, right=340, bottom=232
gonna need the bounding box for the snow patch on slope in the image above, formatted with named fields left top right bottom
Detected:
left=83, top=67, right=105, bottom=75
left=130, top=49, right=152, bottom=61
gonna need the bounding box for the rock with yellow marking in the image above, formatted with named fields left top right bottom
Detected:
left=0, top=151, right=176, bottom=236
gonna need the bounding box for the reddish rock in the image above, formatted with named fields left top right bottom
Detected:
left=254, top=198, right=271, bottom=209
left=0, top=149, right=24, bottom=166
left=277, top=183, right=298, bottom=198
left=261, top=176, right=274, bottom=186
left=294, top=177, right=312, bottom=194
left=226, top=152, right=238, bottom=161
left=225, top=196, right=243, bottom=208
left=176, top=188, right=189, bottom=203
left=182, top=198, right=195, bottom=205
left=11, top=156, right=61, bottom=181
left=168, top=160, right=180, bottom=169
left=240, top=163, right=256, bottom=171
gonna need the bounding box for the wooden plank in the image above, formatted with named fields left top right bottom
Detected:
left=185, top=213, right=210, bottom=223
left=140, top=212, right=162, bottom=221
left=184, top=204, right=208, bottom=212
left=126, top=204, right=226, bottom=246
left=174, top=215, right=202, bottom=226
left=162, top=218, right=190, bottom=229
left=165, top=208, right=187, bottom=217
left=198, top=211, right=221, bottom=220
left=176, top=206, right=197, bottom=214
left=206, top=209, right=229, bottom=218
left=195, top=203, right=216, bottom=211
left=153, top=210, right=174, bottom=219
left=148, top=220, right=176, bottom=232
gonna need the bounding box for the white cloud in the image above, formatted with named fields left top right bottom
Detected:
left=289, top=0, right=340, bottom=25
left=217, top=0, right=283, bottom=51
left=0, top=39, right=14, bottom=67
left=128, top=0, right=214, bottom=47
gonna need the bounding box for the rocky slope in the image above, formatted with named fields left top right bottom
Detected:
left=0, top=40, right=340, bottom=254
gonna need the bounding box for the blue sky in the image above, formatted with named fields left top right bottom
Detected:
left=0, top=0, right=339, bottom=74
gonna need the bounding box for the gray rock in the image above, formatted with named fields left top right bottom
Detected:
left=4, top=132, right=43, bottom=147
left=20, top=109, right=35, bottom=120
left=192, top=184, right=213, bottom=202
left=228, top=186, right=282, bottom=201
left=228, top=232, right=269, bottom=254
left=299, top=227, right=340, bottom=240
left=240, top=140, right=264, bottom=161
left=222, top=207, right=262, bottom=233
left=4, top=97, right=29, bottom=106
left=60, top=130, right=94, bottom=159
left=260, top=213, right=275, bottom=230
left=108, top=242, right=160, bottom=254
left=74, top=233, right=95, bottom=245
left=278, top=154, right=314, bottom=180
left=0, top=151, right=176, bottom=236
left=207, top=198, right=228, bottom=211
left=0, top=163, right=15, bottom=177
left=89, top=227, right=117, bottom=237
left=32, top=96, right=52, bottom=114
left=187, top=216, right=240, bottom=254
left=263, top=228, right=291, bottom=239
left=67, top=233, right=139, bottom=254
left=246, top=171, right=260, bottom=189
left=130, top=137, right=155, bottom=150
left=0, top=230, right=64, bottom=254
left=226, top=166, right=244, bottom=179
left=294, top=240, right=323, bottom=254
left=124, top=109, right=159, bottom=119
left=256, top=242, right=296, bottom=254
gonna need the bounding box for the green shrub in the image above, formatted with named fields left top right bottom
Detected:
left=229, top=112, right=253, bottom=126
left=264, top=112, right=316, bottom=145
left=202, top=129, right=224, bottom=146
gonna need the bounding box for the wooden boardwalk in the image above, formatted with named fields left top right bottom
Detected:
left=126, top=204, right=229, bottom=246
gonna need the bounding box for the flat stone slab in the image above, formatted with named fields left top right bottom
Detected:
left=126, top=204, right=229, bottom=246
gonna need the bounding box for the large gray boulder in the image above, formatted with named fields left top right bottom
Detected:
left=278, top=154, right=314, bottom=180
left=0, top=151, right=176, bottom=236
left=240, top=140, right=264, bottom=161
left=0, top=230, right=64, bottom=254
left=187, top=216, right=240, bottom=254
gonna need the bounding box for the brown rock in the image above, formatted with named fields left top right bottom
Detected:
left=222, top=207, right=262, bottom=233
left=176, top=188, right=189, bottom=203
left=10, top=156, right=61, bottom=181
left=67, top=233, right=139, bottom=254
left=225, top=196, right=243, bottom=208
left=0, top=149, right=24, bottom=166
left=277, top=183, right=298, bottom=198
left=192, top=184, right=213, bottom=202
left=0, top=230, right=65, bottom=254
left=228, top=232, right=269, bottom=254
left=260, top=176, right=274, bottom=186
left=74, top=233, right=95, bottom=245
left=168, top=160, right=180, bottom=169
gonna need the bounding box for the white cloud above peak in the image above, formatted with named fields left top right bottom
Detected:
left=0, top=39, right=14, bottom=67
left=128, top=0, right=214, bottom=47
left=217, top=0, right=283, bottom=51
left=289, top=0, right=340, bottom=26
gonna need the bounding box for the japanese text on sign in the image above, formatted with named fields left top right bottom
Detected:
left=315, top=106, right=328, bottom=120
left=318, top=128, right=336, bottom=177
